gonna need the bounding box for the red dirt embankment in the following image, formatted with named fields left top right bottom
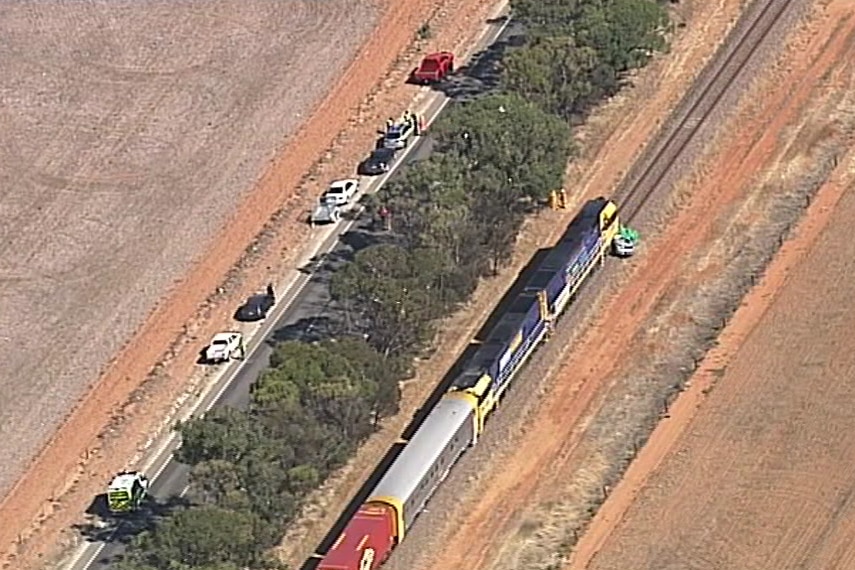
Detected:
left=571, top=2, right=855, bottom=567
left=0, top=0, right=496, bottom=567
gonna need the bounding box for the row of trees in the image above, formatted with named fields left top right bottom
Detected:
left=118, top=2, right=669, bottom=568
left=119, top=340, right=404, bottom=570
left=505, top=0, right=670, bottom=120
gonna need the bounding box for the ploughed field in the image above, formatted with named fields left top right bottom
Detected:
left=585, top=183, right=855, bottom=569
left=0, top=0, right=379, bottom=500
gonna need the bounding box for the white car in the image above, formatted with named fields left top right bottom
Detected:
left=205, top=331, right=244, bottom=363
left=383, top=120, right=416, bottom=150
left=311, top=198, right=342, bottom=224
left=322, top=179, right=360, bottom=206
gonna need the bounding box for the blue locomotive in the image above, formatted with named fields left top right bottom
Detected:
left=318, top=197, right=632, bottom=570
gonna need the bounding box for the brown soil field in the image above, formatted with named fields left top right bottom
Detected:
left=573, top=155, right=855, bottom=570
left=569, top=5, right=855, bottom=568
left=0, top=0, right=510, bottom=568
left=0, top=0, right=379, bottom=499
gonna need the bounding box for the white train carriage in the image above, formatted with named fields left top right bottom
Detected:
left=367, top=396, right=477, bottom=539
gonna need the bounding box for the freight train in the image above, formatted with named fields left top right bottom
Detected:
left=315, top=197, right=633, bottom=570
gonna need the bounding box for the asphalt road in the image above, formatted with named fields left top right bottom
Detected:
left=65, top=12, right=519, bottom=570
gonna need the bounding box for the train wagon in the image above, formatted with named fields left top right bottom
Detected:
left=447, top=197, right=621, bottom=429
left=315, top=197, right=631, bottom=570
left=317, top=397, right=477, bottom=570
left=316, top=504, right=397, bottom=570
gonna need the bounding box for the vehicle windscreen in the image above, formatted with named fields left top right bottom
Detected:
left=212, top=339, right=228, bottom=346
left=386, top=130, right=401, bottom=140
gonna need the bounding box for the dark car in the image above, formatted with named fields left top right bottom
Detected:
left=358, top=147, right=396, bottom=176
left=235, top=293, right=274, bottom=321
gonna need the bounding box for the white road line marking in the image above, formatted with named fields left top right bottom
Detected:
left=65, top=10, right=511, bottom=570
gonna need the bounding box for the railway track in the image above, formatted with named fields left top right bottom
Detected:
left=303, top=3, right=803, bottom=569
left=617, top=0, right=798, bottom=222
left=377, top=1, right=806, bottom=568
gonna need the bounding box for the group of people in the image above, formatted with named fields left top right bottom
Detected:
left=548, top=189, right=568, bottom=210
left=385, top=109, right=422, bottom=135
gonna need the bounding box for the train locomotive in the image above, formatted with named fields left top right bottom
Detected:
left=316, top=197, right=632, bottom=570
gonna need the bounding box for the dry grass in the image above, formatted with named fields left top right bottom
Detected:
left=503, top=48, right=855, bottom=570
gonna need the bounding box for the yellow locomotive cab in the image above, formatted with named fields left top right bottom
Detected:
left=598, top=199, right=620, bottom=244
left=447, top=374, right=496, bottom=434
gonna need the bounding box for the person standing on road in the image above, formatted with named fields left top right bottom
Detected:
left=266, top=283, right=275, bottom=299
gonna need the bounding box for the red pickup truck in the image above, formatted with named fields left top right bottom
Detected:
left=411, top=51, right=454, bottom=84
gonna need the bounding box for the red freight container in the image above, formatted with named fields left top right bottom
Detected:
left=318, top=503, right=397, bottom=570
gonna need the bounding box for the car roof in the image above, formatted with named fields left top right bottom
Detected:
left=246, top=294, right=270, bottom=303
left=108, top=473, right=137, bottom=490
left=211, top=331, right=238, bottom=341
left=372, top=147, right=395, bottom=157
left=328, top=178, right=356, bottom=190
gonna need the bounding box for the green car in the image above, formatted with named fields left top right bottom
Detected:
left=612, top=225, right=640, bottom=258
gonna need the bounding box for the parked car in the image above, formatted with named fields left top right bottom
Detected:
left=411, top=51, right=454, bottom=84
left=322, top=178, right=360, bottom=206
left=311, top=195, right=342, bottom=224
left=358, top=147, right=396, bottom=176
left=235, top=292, right=274, bottom=321
left=204, top=331, right=244, bottom=363
left=383, top=117, right=417, bottom=150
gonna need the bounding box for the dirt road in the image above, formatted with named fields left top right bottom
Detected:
left=581, top=119, right=855, bottom=568
left=569, top=3, right=855, bottom=568
left=573, top=148, right=855, bottom=570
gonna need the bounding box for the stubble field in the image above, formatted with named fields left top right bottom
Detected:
left=585, top=173, right=855, bottom=570
left=575, top=6, right=855, bottom=567
left=0, top=0, right=379, bottom=500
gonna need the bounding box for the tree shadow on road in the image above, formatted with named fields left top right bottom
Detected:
left=74, top=494, right=190, bottom=546
left=269, top=315, right=343, bottom=344
left=429, top=19, right=525, bottom=102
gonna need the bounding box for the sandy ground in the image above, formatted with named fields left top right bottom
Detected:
left=0, top=0, right=515, bottom=568
left=572, top=156, right=855, bottom=570
left=580, top=117, right=855, bottom=568
left=569, top=3, right=855, bottom=568
left=0, top=0, right=379, bottom=498
left=376, top=0, right=855, bottom=569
